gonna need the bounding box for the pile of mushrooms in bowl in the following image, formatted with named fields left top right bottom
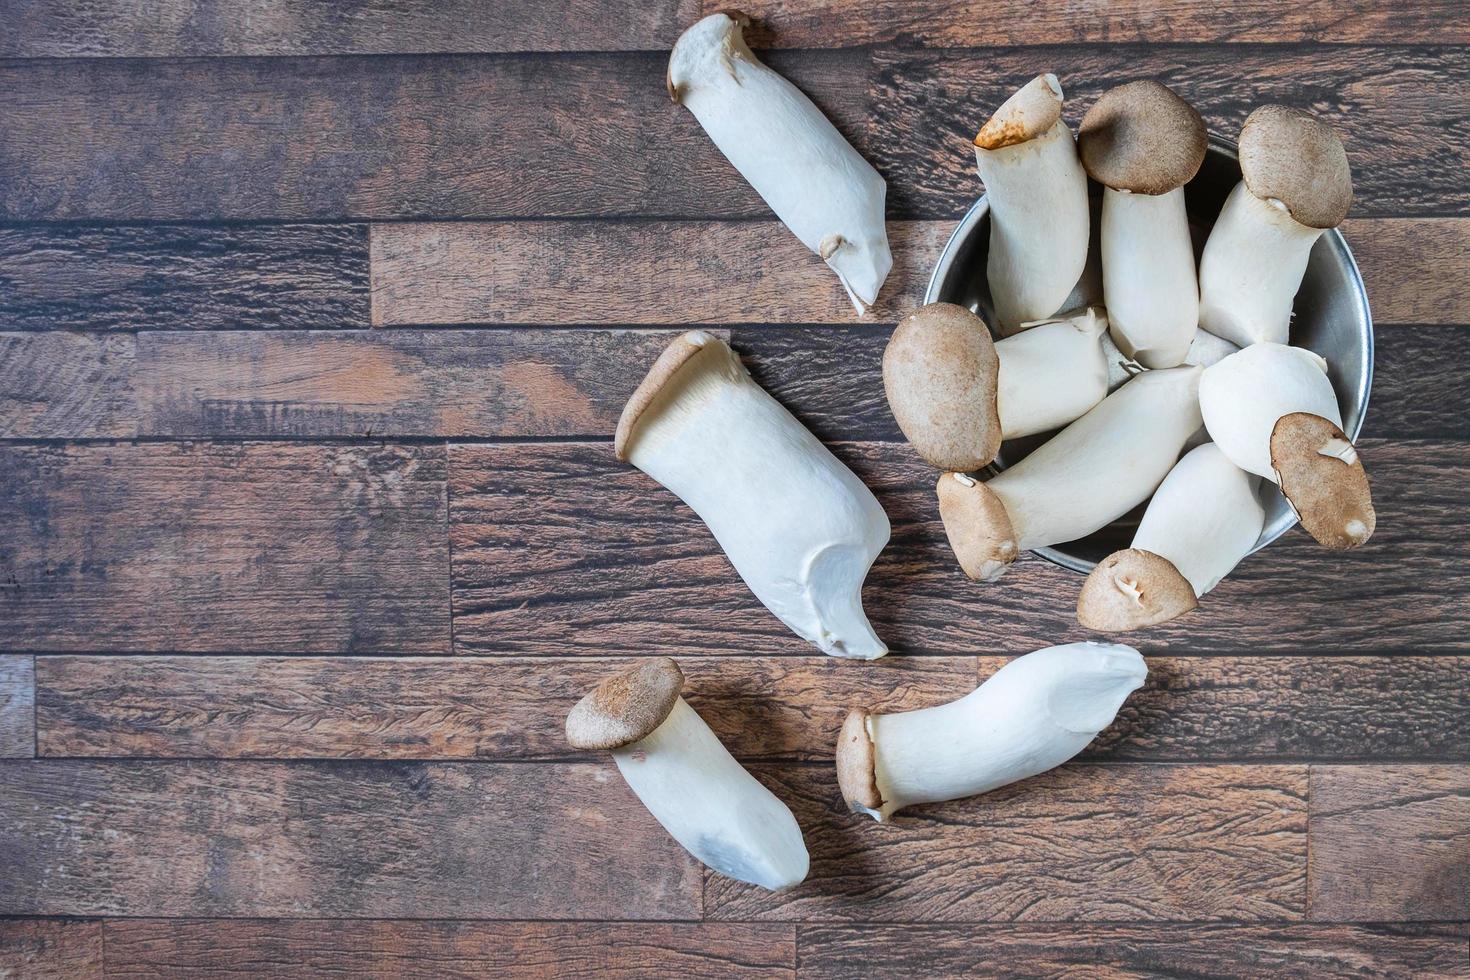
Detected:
left=559, top=12, right=1378, bottom=896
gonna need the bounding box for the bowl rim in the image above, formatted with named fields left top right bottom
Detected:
left=922, top=135, right=1374, bottom=575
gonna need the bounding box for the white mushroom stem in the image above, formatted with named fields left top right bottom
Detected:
left=1198, top=181, right=1324, bottom=347
left=996, top=307, right=1110, bottom=437
left=1198, top=342, right=1338, bottom=480
left=615, top=698, right=809, bottom=890
left=669, top=14, right=891, bottom=313
left=974, top=76, right=1090, bottom=334
left=1101, top=186, right=1199, bottom=368
left=844, top=643, right=1146, bottom=822
left=624, top=333, right=890, bottom=659
left=1133, top=443, right=1265, bottom=597
left=990, top=365, right=1203, bottom=551
left=1100, top=324, right=1236, bottom=392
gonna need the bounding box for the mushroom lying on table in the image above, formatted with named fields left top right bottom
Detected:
left=1078, top=443, right=1265, bottom=631
left=1199, top=342, right=1375, bottom=549
left=567, top=658, right=809, bottom=890
left=1198, top=106, right=1353, bottom=348
left=669, top=12, right=891, bottom=313
left=1079, top=81, right=1207, bottom=369
left=883, top=303, right=1109, bottom=471
left=617, top=331, right=890, bottom=659
left=837, top=642, right=1147, bottom=822
left=973, top=74, right=1091, bottom=334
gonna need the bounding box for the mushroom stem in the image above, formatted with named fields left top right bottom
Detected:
left=1198, top=181, right=1324, bottom=347
left=937, top=365, right=1204, bottom=582
left=1078, top=443, right=1265, bottom=631
left=995, top=306, right=1110, bottom=438
left=973, top=74, right=1090, bottom=334
left=1100, top=186, right=1199, bottom=367
left=618, top=331, right=890, bottom=658
left=669, top=13, right=891, bottom=313
left=837, top=642, right=1147, bottom=823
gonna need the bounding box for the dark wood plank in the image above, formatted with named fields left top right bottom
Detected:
left=0, top=760, right=699, bottom=918
left=706, top=764, right=1307, bottom=921
left=1, top=49, right=1463, bottom=221
left=133, top=329, right=711, bottom=439
left=0, top=333, right=135, bottom=439
left=0, top=656, right=35, bottom=758
left=0, top=51, right=865, bottom=222
left=1309, top=765, right=1470, bottom=922
left=2, top=0, right=695, bottom=57
left=0, top=225, right=368, bottom=332
left=449, top=439, right=1470, bottom=655
left=798, top=923, right=1470, bottom=979
left=727, top=0, right=1470, bottom=47
left=870, top=46, right=1470, bottom=219
left=0, top=920, right=102, bottom=980
left=103, top=920, right=794, bottom=978
left=34, top=655, right=974, bottom=762
left=1369, top=326, right=1470, bottom=440
left=371, top=218, right=1470, bottom=328
left=0, top=443, right=449, bottom=653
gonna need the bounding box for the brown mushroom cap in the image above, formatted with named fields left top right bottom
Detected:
left=565, top=657, right=686, bottom=750
left=974, top=73, right=1065, bottom=151
left=1238, top=105, right=1353, bottom=229
left=1078, top=81, right=1207, bottom=195
left=935, top=472, right=1019, bottom=582
left=1270, top=412, right=1375, bottom=549
left=1077, top=549, right=1199, bottom=632
left=614, top=330, right=732, bottom=462
left=883, top=303, right=1002, bottom=471
left=835, top=707, right=883, bottom=814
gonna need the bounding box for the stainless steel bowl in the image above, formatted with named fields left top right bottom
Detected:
left=924, top=137, right=1373, bottom=573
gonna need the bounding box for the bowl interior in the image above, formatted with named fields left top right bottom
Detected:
left=924, top=139, right=1373, bottom=573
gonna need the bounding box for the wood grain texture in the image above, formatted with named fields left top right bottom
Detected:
left=0, top=225, right=368, bottom=332
left=2, top=49, right=1465, bottom=221
left=449, top=439, right=1470, bottom=655
left=34, top=655, right=974, bottom=762
left=870, top=46, right=1470, bottom=219
left=798, top=923, right=1470, bottom=979
left=726, top=0, right=1470, bottom=47
left=0, top=919, right=102, bottom=980
left=371, top=219, right=1470, bottom=328
left=0, top=760, right=699, bottom=919
left=0, top=656, right=35, bottom=759
left=0, top=51, right=865, bottom=222
left=0, top=443, right=449, bottom=653
left=1309, top=766, right=1470, bottom=922
left=707, top=764, right=1307, bottom=921
left=133, top=329, right=710, bottom=439
left=2, top=0, right=695, bottom=57
left=0, top=333, right=135, bottom=438
left=102, top=920, right=794, bottom=978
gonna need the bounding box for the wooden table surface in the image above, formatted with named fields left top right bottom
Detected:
left=2, top=1, right=1469, bottom=976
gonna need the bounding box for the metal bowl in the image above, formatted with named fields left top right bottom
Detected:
left=924, top=137, right=1373, bottom=574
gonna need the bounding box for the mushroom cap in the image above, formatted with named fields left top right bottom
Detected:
left=974, top=73, right=1065, bottom=151
left=614, top=330, right=729, bottom=461
left=1238, top=105, right=1353, bottom=229
left=1271, top=412, right=1375, bottom=549
left=1077, top=549, right=1199, bottom=632
left=883, top=303, right=1002, bottom=471
left=1078, top=80, right=1207, bottom=194
left=565, top=657, right=686, bottom=750
left=835, top=707, right=883, bottom=814
left=935, top=472, right=1019, bottom=582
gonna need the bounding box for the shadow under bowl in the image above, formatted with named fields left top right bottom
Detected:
left=923, top=137, right=1373, bottom=574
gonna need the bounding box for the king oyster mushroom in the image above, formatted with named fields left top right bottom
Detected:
left=668, top=12, right=891, bottom=313
left=1198, top=106, right=1353, bottom=348
left=1079, top=81, right=1207, bottom=369
left=567, top=658, right=809, bottom=890
left=973, top=74, right=1091, bottom=334
left=617, top=331, right=890, bottom=658
left=883, top=303, right=1109, bottom=471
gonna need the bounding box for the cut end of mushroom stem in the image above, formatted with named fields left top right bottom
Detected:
left=1271, top=412, right=1376, bottom=549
